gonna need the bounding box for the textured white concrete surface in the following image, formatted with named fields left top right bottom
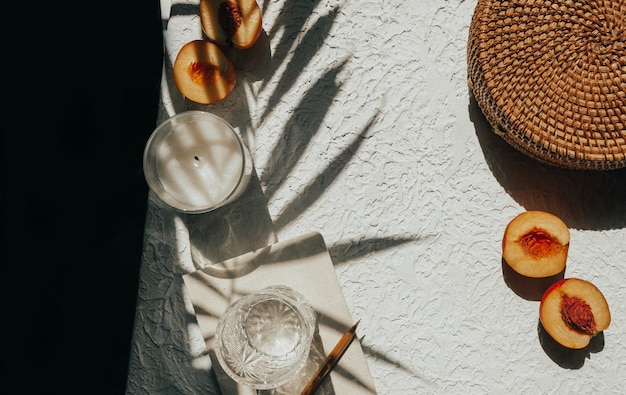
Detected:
left=127, top=0, right=626, bottom=393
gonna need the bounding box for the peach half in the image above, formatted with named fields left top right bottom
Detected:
left=173, top=40, right=236, bottom=104
left=200, top=0, right=262, bottom=50
left=540, top=278, right=611, bottom=349
left=502, top=211, right=569, bottom=278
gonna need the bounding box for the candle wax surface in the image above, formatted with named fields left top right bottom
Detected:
left=156, top=119, right=244, bottom=209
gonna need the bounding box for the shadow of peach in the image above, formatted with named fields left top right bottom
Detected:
left=537, top=319, right=605, bottom=369
left=221, top=30, right=272, bottom=82
left=501, top=258, right=565, bottom=301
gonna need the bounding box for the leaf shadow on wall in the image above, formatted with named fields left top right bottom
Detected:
left=160, top=1, right=430, bottom=390
left=469, top=93, right=626, bottom=231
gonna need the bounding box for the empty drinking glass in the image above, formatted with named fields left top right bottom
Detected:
left=214, top=285, right=317, bottom=392
left=143, top=111, right=253, bottom=213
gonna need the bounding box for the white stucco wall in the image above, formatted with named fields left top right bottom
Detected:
left=126, top=1, right=626, bottom=393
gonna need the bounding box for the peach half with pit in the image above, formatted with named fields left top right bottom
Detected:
left=540, top=278, right=611, bottom=349
left=200, top=0, right=262, bottom=50
left=502, top=211, right=569, bottom=279
left=173, top=40, right=236, bottom=105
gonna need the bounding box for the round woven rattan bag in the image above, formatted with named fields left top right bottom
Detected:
left=468, top=0, right=626, bottom=170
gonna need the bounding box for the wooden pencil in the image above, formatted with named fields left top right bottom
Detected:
left=300, top=320, right=360, bottom=395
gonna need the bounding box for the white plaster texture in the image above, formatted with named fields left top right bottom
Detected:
left=126, top=0, right=626, bottom=394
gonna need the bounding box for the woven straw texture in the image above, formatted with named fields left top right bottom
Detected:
left=468, top=0, right=626, bottom=170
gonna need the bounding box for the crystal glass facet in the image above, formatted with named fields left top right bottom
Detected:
left=214, top=285, right=316, bottom=390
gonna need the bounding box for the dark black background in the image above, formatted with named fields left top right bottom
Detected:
left=3, top=1, right=163, bottom=393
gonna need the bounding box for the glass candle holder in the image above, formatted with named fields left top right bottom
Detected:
left=143, top=111, right=253, bottom=213
left=214, top=285, right=317, bottom=391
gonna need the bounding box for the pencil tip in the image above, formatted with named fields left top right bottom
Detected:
left=352, top=320, right=360, bottom=330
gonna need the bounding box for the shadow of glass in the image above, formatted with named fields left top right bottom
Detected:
left=187, top=169, right=277, bottom=268
left=469, top=92, right=626, bottom=230
left=537, top=319, right=605, bottom=369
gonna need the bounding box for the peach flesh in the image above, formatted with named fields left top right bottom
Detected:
left=200, top=0, right=262, bottom=50
left=540, top=278, right=611, bottom=349
left=502, top=211, right=569, bottom=278
left=173, top=40, right=236, bottom=104
left=519, top=229, right=563, bottom=258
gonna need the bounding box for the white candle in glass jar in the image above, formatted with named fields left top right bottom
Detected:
left=144, top=111, right=252, bottom=213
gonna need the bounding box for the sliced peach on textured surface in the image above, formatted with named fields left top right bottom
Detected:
left=200, top=0, right=262, bottom=50
left=502, top=210, right=569, bottom=278
left=540, top=278, right=611, bottom=349
left=173, top=40, right=236, bottom=104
